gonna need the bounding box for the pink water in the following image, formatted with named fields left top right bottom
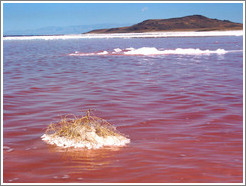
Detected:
left=3, top=36, right=244, bottom=183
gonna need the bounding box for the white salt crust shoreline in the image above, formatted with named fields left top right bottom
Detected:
left=41, top=133, right=130, bottom=149
left=3, top=30, right=243, bottom=40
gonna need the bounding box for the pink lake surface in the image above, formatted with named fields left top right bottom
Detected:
left=3, top=36, right=244, bottom=183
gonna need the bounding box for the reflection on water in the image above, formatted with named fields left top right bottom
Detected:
left=47, top=144, right=124, bottom=171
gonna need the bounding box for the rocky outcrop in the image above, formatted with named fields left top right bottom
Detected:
left=87, top=15, right=243, bottom=33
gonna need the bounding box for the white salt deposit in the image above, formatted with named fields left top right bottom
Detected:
left=98, top=51, right=108, bottom=55
left=124, top=47, right=229, bottom=55
left=3, top=30, right=243, bottom=40
left=113, top=48, right=122, bottom=52
left=41, top=131, right=130, bottom=149
left=69, top=47, right=240, bottom=57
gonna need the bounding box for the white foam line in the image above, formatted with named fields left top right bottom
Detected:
left=3, top=30, right=243, bottom=40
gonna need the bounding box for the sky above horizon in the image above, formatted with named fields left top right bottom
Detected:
left=3, top=2, right=244, bottom=32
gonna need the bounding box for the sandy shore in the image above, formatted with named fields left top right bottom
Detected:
left=3, top=30, right=243, bottom=40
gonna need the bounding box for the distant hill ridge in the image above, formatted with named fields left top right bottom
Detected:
left=87, top=15, right=243, bottom=33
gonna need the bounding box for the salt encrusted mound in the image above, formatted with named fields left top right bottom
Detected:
left=41, top=111, right=130, bottom=149
left=41, top=133, right=130, bottom=149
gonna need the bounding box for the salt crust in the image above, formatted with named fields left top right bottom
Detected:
left=3, top=30, right=243, bottom=40
left=68, top=47, right=236, bottom=56
left=41, top=132, right=130, bottom=149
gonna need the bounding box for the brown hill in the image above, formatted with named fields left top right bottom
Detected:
left=87, top=15, right=243, bottom=34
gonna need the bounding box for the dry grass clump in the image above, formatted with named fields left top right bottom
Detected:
left=42, top=110, right=129, bottom=149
